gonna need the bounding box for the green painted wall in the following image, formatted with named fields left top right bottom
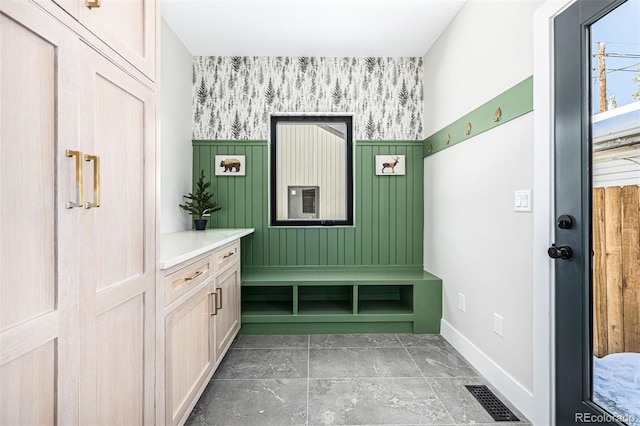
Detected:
left=192, top=140, right=424, bottom=267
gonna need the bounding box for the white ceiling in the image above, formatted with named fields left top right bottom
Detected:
left=161, top=0, right=466, bottom=57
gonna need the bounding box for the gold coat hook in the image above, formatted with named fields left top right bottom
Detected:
left=465, top=122, right=472, bottom=135
left=493, top=107, right=502, bottom=122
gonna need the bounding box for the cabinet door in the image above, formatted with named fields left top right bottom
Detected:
left=214, top=264, right=241, bottom=362
left=78, top=0, right=156, bottom=79
left=77, top=42, right=156, bottom=426
left=165, top=282, right=216, bottom=426
left=0, top=2, right=79, bottom=424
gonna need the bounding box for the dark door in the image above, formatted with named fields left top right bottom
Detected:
left=553, top=1, right=637, bottom=425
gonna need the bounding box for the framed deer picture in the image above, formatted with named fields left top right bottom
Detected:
left=375, top=155, right=406, bottom=175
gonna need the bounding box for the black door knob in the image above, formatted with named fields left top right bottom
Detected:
left=557, top=215, right=574, bottom=229
left=548, top=244, right=573, bottom=260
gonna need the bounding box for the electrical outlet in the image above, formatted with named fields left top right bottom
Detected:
left=494, top=313, right=503, bottom=337
left=458, top=293, right=466, bottom=312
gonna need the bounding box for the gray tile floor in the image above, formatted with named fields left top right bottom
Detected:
left=186, top=334, right=530, bottom=426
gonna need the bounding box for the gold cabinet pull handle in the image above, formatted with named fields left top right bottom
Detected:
left=65, top=149, right=84, bottom=209
left=185, top=270, right=203, bottom=281
left=223, top=251, right=235, bottom=259
left=84, top=154, right=100, bottom=209
left=210, top=292, right=218, bottom=316
left=86, top=0, right=100, bottom=9
left=216, top=287, right=222, bottom=310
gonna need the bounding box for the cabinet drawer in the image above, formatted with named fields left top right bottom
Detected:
left=164, top=256, right=213, bottom=306
left=213, top=241, right=239, bottom=274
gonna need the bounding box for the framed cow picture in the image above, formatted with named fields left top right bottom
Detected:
left=215, top=155, right=246, bottom=176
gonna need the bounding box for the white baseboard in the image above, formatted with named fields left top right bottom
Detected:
left=440, top=319, right=535, bottom=422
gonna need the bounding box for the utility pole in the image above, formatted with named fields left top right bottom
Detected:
left=598, top=42, right=607, bottom=112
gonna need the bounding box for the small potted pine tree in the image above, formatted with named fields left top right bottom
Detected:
left=179, top=170, right=221, bottom=230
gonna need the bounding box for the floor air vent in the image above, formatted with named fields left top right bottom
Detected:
left=465, top=385, right=520, bottom=422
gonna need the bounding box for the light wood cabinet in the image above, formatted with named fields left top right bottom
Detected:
left=165, top=281, right=216, bottom=426
left=51, top=0, right=156, bottom=79
left=164, top=255, right=214, bottom=306
left=1, top=3, right=79, bottom=424
left=213, top=240, right=240, bottom=272
left=214, top=263, right=241, bottom=363
left=0, top=0, right=157, bottom=424
left=159, top=238, right=244, bottom=426
left=76, top=41, right=156, bottom=426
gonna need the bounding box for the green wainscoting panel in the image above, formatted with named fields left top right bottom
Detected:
left=192, top=140, right=425, bottom=267
left=423, top=76, right=533, bottom=157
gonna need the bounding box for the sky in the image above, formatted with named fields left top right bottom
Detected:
left=591, top=0, right=640, bottom=111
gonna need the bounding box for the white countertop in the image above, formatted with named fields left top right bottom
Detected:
left=159, top=228, right=255, bottom=270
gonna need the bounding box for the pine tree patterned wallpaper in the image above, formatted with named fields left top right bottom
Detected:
left=192, top=56, right=424, bottom=141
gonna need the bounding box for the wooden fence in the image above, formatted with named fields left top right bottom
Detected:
left=593, top=185, right=640, bottom=358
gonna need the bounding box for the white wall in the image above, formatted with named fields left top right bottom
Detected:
left=423, top=0, right=542, bottom=419
left=161, top=19, right=193, bottom=233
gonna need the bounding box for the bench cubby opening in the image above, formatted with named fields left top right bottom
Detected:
left=241, top=285, right=294, bottom=315
left=298, top=285, right=354, bottom=315
left=357, top=285, right=413, bottom=315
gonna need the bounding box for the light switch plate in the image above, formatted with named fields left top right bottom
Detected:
left=514, top=190, right=532, bottom=212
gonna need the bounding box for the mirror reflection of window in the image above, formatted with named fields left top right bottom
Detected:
left=270, top=115, right=354, bottom=227
left=287, top=186, right=319, bottom=219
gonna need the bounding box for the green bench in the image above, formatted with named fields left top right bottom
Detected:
left=240, top=266, right=442, bottom=335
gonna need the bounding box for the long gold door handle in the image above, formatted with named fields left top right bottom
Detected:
left=216, top=287, right=223, bottom=310
left=210, top=292, right=218, bottom=316
left=84, top=154, right=100, bottom=209
left=65, top=150, right=84, bottom=209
